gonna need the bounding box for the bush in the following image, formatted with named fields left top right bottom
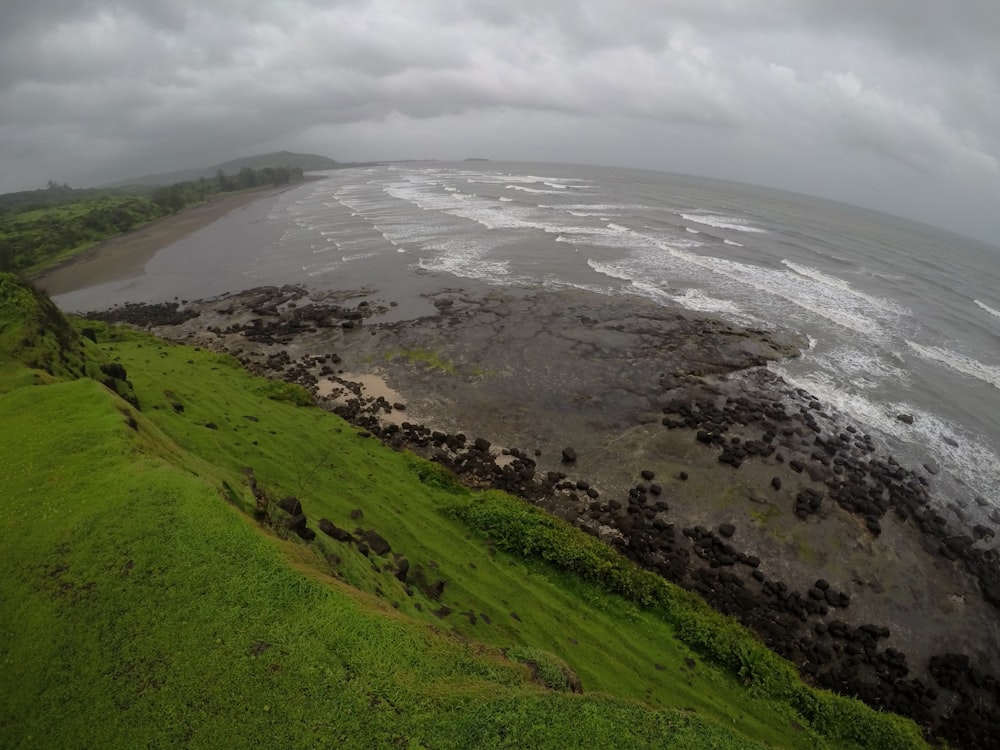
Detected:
left=254, top=379, right=313, bottom=406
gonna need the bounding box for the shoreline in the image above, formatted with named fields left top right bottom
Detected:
left=33, top=180, right=320, bottom=297
left=88, top=282, right=1000, bottom=746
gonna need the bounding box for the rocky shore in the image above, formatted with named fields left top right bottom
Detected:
left=90, top=282, right=1000, bottom=748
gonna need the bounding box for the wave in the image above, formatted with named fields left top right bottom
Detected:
left=587, top=259, right=635, bottom=283
left=505, top=185, right=566, bottom=195
left=685, top=227, right=700, bottom=234
left=669, top=288, right=745, bottom=317
left=906, top=341, right=1000, bottom=391
left=680, top=213, right=766, bottom=233
left=975, top=299, right=1000, bottom=320
left=723, top=239, right=744, bottom=247
left=498, top=196, right=514, bottom=202
left=769, top=363, right=999, bottom=508
left=341, top=251, right=381, bottom=262
left=781, top=261, right=908, bottom=314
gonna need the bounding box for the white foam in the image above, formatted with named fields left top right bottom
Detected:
left=587, top=259, right=636, bottom=283
left=669, top=288, right=745, bottom=316
left=782, top=261, right=908, bottom=313
left=812, top=346, right=912, bottom=390
left=724, top=239, right=744, bottom=247
left=680, top=213, right=766, bottom=233
left=505, top=185, right=565, bottom=195
left=606, top=223, right=631, bottom=233
left=975, top=299, right=1000, bottom=320
left=906, top=341, right=1000, bottom=391
left=341, top=251, right=380, bottom=262
left=498, top=196, right=514, bottom=202
left=770, top=363, right=1000, bottom=508
left=686, top=227, right=700, bottom=234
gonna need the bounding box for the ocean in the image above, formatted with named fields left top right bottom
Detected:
left=55, top=161, right=1000, bottom=516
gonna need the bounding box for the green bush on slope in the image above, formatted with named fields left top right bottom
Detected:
left=445, top=491, right=926, bottom=750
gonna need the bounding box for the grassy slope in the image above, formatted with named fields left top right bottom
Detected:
left=0, top=283, right=927, bottom=748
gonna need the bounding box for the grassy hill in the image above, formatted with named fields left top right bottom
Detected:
left=0, top=274, right=927, bottom=749
left=111, top=151, right=342, bottom=186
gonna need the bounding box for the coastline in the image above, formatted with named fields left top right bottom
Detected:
left=33, top=180, right=318, bottom=297
left=88, top=282, right=1000, bottom=745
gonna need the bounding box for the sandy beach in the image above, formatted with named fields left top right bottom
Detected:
left=34, top=182, right=315, bottom=297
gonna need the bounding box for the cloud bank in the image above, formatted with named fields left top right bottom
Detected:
left=1, top=0, right=997, bottom=242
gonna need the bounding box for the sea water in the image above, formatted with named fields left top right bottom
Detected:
left=55, top=162, right=1000, bottom=516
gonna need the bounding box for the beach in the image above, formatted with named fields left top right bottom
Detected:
left=34, top=182, right=312, bottom=297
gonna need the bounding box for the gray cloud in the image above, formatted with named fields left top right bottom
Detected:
left=0, top=0, right=997, bottom=243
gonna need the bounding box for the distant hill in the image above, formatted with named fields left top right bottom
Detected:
left=110, top=151, right=342, bottom=186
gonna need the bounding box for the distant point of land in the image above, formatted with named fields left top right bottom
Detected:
left=462, top=158, right=490, bottom=162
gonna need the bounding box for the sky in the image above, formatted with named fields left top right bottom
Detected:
left=1, top=0, right=998, bottom=244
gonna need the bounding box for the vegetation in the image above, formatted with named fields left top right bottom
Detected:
left=0, top=274, right=929, bottom=748
left=114, top=150, right=341, bottom=186
left=0, top=166, right=305, bottom=275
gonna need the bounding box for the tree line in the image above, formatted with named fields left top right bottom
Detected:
left=0, top=166, right=305, bottom=274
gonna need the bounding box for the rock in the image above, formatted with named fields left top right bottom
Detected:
left=394, top=557, right=410, bottom=582
left=718, top=523, right=736, bottom=538
left=474, top=437, right=491, bottom=452
left=896, top=413, right=914, bottom=425
left=561, top=447, right=577, bottom=463
left=296, top=527, right=316, bottom=541
left=771, top=476, right=782, bottom=490
left=641, top=469, right=655, bottom=481
left=318, top=518, right=353, bottom=543
left=277, top=496, right=303, bottom=516
left=363, top=530, right=391, bottom=556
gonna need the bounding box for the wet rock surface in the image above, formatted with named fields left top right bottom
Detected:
left=100, top=283, right=1000, bottom=748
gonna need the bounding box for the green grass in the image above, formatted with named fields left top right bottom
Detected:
left=385, top=347, right=457, bottom=373
left=0, top=282, right=929, bottom=748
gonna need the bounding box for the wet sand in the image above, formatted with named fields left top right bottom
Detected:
left=34, top=182, right=317, bottom=297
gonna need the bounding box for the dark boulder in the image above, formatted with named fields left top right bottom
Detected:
left=363, top=530, right=391, bottom=556
left=277, top=496, right=303, bottom=516
left=561, top=447, right=577, bottom=463
left=318, top=518, right=353, bottom=543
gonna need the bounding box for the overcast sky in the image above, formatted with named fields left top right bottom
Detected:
left=2, top=0, right=998, bottom=244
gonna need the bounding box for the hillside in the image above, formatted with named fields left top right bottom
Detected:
left=111, top=151, right=343, bottom=186
left=0, top=274, right=927, bottom=749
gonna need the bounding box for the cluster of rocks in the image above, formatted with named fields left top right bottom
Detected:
left=88, top=300, right=200, bottom=327
left=658, top=371, right=1000, bottom=611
